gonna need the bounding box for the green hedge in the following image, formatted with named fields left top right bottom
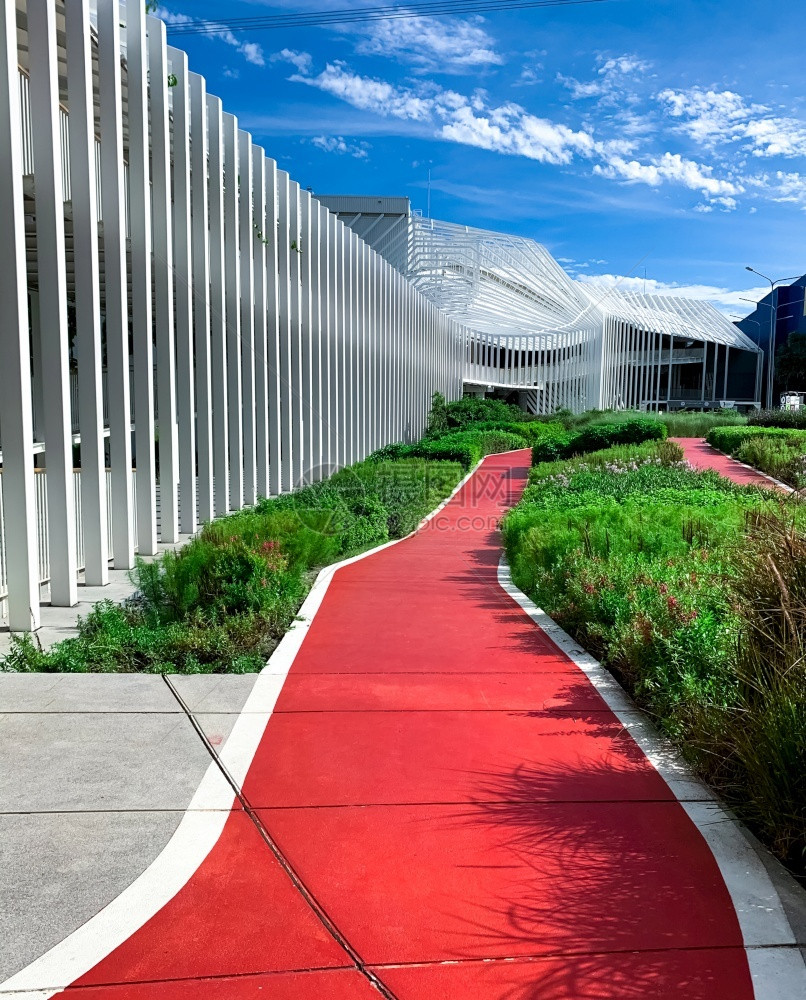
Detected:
left=705, top=425, right=803, bottom=454
left=748, top=408, right=806, bottom=429
left=531, top=418, right=666, bottom=464
left=371, top=428, right=527, bottom=471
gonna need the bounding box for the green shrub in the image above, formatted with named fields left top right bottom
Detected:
left=657, top=409, right=747, bottom=437
left=531, top=417, right=666, bottom=464
left=504, top=446, right=806, bottom=876
left=3, top=454, right=465, bottom=674
left=706, top=425, right=787, bottom=453
left=707, top=425, right=806, bottom=487
left=426, top=391, right=449, bottom=436
left=749, top=408, right=806, bottom=429
left=443, top=396, right=534, bottom=429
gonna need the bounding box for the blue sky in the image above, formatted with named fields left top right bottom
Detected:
left=157, top=0, right=806, bottom=314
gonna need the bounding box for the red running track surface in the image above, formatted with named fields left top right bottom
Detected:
left=57, top=451, right=754, bottom=1000
left=672, top=435, right=788, bottom=489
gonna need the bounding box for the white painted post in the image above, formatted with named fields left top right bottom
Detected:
left=148, top=20, right=178, bottom=544
left=207, top=95, right=229, bottom=516
left=66, top=0, right=108, bottom=583
left=239, top=130, right=256, bottom=505
left=223, top=114, right=243, bottom=509
left=298, top=188, right=313, bottom=483
left=288, top=181, right=303, bottom=488
left=253, top=149, right=270, bottom=498
left=189, top=73, right=213, bottom=526
left=96, top=19, right=133, bottom=565
left=319, top=205, right=332, bottom=474
left=327, top=211, right=340, bottom=471
left=308, top=196, right=323, bottom=478
left=276, top=171, right=293, bottom=491
left=265, top=159, right=282, bottom=496
left=126, top=0, right=157, bottom=556
left=168, top=49, right=196, bottom=534
left=0, top=1, right=39, bottom=629
left=28, top=0, right=78, bottom=605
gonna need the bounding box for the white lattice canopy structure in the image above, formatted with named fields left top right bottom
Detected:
left=404, top=216, right=762, bottom=414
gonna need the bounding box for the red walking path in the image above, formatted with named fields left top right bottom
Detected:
left=34, top=450, right=767, bottom=999
left=672, top=436, right=790, bottom=489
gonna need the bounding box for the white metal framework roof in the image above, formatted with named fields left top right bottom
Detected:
left=407, top=216, right=759, bottom=353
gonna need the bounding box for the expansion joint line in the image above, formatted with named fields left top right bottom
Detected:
left=160, top=674, right=399, bottom=1000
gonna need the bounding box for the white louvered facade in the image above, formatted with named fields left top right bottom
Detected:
left=0, top=1, right=465, bottom=630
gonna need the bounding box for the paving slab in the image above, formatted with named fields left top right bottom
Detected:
left=167, top=674, right=258, bottom=714
left=0, top=811, right=184, bottom=982
left=0, top=674, right=179, bottom=713
left=72, top=811, right=346, bottom=988
left=228, top=708, right=673, bottom=807
left=261, top=800, right=747, bottom=966
left=0, top=710, right=232, bottom=812
left=56, top=969, right=378, bottom=999
left=376, top=949, right=756, bottom=1000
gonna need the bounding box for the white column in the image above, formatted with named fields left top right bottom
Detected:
left=189, top=73, right=213, bottom=525
left=99, top=0, right=136, bottom=567
left=298, top=189, right=313, bottom=483
left=169, top=49, right=196, bottom=534
left=207, top=95, right=228, bottom=515
left=126, top=0, right=157, bottom=555
left=66, top=0, right=108, bottom=584
left=319, top=206, right=332, bottom=474
left=327, top=212, right=340, bottom=471
left=28, top=0, right=77, bottom=605
left=288, top=181, right=303, bottom=488
left=148, top=20, right=178, bottom=544
left=239, top=130, right=257, bottom=505
left=0, top=1, right=39, bottom=629
left=276, top=171, right=293, bottom=491
left=253, top=149, right=270, bottom=498
left=265, top=159, right=282, bottom=496
left=223, top=113, right=243, bottom=508
left=308, top=197, right=323, bottom=478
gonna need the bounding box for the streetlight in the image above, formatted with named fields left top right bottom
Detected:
left=745, top=267, right=801, bottom=407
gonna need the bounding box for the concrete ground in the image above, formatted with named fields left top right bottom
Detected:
left=0, top=672, right=257, bottom=982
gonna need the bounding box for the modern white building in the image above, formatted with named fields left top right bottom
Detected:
left=0, top=2, right=761, bottom=631
left=324, top=206, right=764, bottom=415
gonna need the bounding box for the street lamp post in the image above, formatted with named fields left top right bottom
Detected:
left=745, top=267, right=800, bottom=408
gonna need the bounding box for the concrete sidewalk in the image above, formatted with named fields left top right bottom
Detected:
left=0, top=672, right=257, bottom=981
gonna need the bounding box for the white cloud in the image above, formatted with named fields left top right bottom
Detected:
left=576, top=273, right=771, bottom=314
left=350, top=15, right=504, bottom=74
left=156, top=8, right=265, bottom=65
left=311, top=135, right=370, bottom=159
left=291, top=63, right=434, bottom=120
left=559, top=52, right=651, bottom=102
left=295, top=64, right=632, bottom=168
left=270, top=48, right=313, bottom=74
left=595, top=151, right=742, bottom=200
left=659, top=86, right=806, bottom=158
left=288, top=60, right=800, bottom=211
